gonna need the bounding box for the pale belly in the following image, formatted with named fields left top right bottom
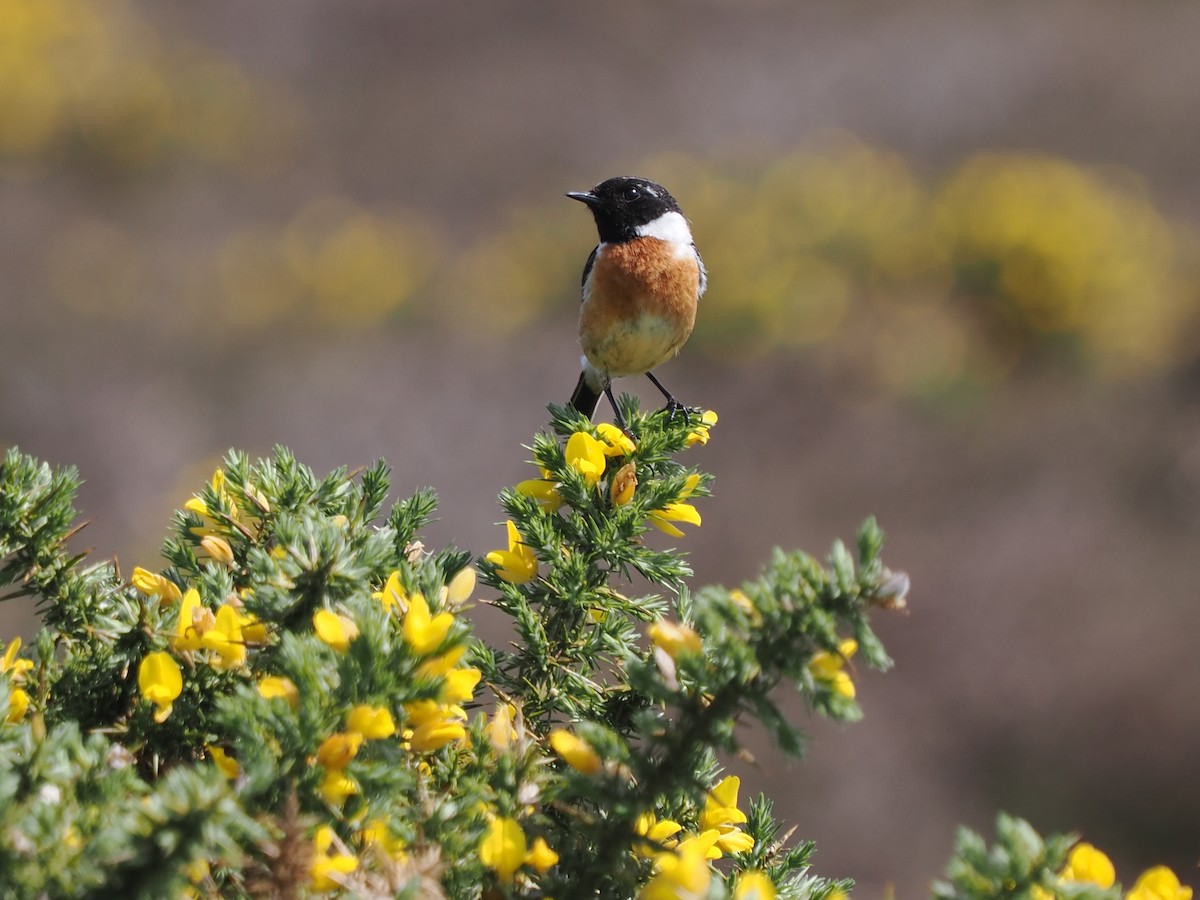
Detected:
left=581, top=312, right=694, bottom=377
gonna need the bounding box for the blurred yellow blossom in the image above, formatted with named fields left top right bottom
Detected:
left=403, top=591, right=453, bottom=656
left=6, top=686, right=30, bottom=724
left=313, top=609, right=358, bottom=652
left=2, top=638, right=33, bottom=682
left=734, top=872, right=776, bottom=900
left=257, top=675, right=299, bottom=708
left=648, top=619, right=703, bottom=661
left=316, top=732, right=363, bottom=770
left=526, top=836, right=559, bottom=873
left=373, top=570, right=407, bottom=614
left=480, top=816, right=526, bottom=883
left=700, top=776, right=754, bottom=856
left=173, top=588, right=207, bottom=652
left=208, top=746, right=239, bottom=779
left=808, top=638, right=858, bottom=699
left=137, top=651, right=182, bottom=722
left=309, top=826, right=358, bottom=891
left=1126, top=867, right=1193, bottom=900
left=199, top=535, right=235, bottom=567
left=444, top=566, right=477, bottom=606
left=439, top=667, right=481, bottom=705
left=346, top=704, right=396, bottom=740
left=639, top=836, right=713, bottom=900
left=318, top=769, right=359, bottom=807
left=403, top=699, right=467, bottom=753
left=130, top=567, right=182, bottom=605
left=1060, top=842, right=1115, bottom=888
left=634, top=812, right=683, bottom=857
left=199, top=604, right=246, bottom=670
left=487, top=703, right=519, bottom=750
left=549, top=729, right=602, bottom=775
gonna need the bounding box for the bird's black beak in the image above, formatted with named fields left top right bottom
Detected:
left=566, top=190, right=600, bottom=207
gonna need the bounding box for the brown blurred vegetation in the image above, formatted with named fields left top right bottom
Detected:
left=3, top=0, right=1199, bottom=895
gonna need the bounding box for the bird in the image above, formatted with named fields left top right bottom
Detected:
left=565, top=176, right=706, bottom=429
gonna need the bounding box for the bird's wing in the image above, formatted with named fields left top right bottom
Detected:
left=580, top=244, right=599, bottom=299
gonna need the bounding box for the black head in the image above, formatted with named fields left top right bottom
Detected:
left=567, top=176, right=683, bottom=243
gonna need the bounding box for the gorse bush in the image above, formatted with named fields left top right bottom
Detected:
left=0, top=406, right=1192, bottom=898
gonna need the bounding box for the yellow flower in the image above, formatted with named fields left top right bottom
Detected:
left=596, top=422, right=636, bottom=457
left=417, top=644, right=467, bottom=678
left=685, top=410, right=719, bottom=447
left=480, top=816, right=526, bottom=883
left=444, top=566, right=476, bottom=606
left=439, top=667, right=481, bottom=705
left=310, top=826, right=358, bottom=891
left=648, top=473, right=703, bottom=537
left=7, top=687, right=29, bottom=723
left=517, top=478, right=564, bottom=514
left=525, top=836, right=559, bottom=873
left=359, top=819, right=407, bottom=858
left=808, top=638, right=858, bottom=699
left=728, top=589, right=756, bottom=616
left=187, top=469, right=240, bottom=526
left=313, top=609, right=359, bottom=652
left=565, top=431, right=607, bottom=488
left=208, top=745, right=240, bottom=779
left=258, top=675, right=299, bottom=707
left=200, top=535, right=235, bottom=567
left=403, top=591, right=453, bottom=656
left=200, top=603, right=246, bottom=670
left=610, top=461, right=638, bottom=507
left=1060, top=842, right=1115, bottom=888
left=485, top=520, right=538, bottom=585
left=316, top=732, right=364, bottom=770
left=487, top=703, right=519, bottom=750
left=639, top=837, right=713, bottom=900
left=318, top=769, right=359, bottom=806
left=374, top=570, right=407, bottom=613
left=549, top=729, right=602, bottom=775
left=677, top=829, right=724, bottom=861
left=734, top=871, right=776, bottom=900
left=2, top=638, right=33, bottom=682
left=130, top=567, right=183, bottom=604
left=647, top=619, right=703, bottom=660
left=634, top=812, right=683, bottom=857
left=173, top=588, right=207, bottom=652
left=700, top=776, right=754, bottom=856
left=346, top=704, right=396, bottom=740
left=404, top=699, right=467, bottom=752
left=138, top=651, right=183, bottom=722
left=1126, top=866, right=1193, bottom=900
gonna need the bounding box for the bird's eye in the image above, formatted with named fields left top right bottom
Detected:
left=623, top=186, right=641, bottom=201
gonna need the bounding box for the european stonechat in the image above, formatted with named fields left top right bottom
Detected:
left=566, top=176, right=706, bottom=427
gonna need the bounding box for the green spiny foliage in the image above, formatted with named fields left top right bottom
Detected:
left=4, top=407, right=1173, bottom=899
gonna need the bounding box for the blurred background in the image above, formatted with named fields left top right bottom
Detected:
left=2, top=0, right=1199, bottom=894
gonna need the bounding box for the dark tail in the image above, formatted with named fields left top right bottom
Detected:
left=569, top=371, right=601, bottom=418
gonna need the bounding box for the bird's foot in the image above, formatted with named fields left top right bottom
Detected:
left=660, top=398, right=702, bottom=425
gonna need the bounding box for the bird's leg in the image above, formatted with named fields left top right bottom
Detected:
left=645, top=372, right=690, bottom=424
left=604, top=384, right=635, bottom=439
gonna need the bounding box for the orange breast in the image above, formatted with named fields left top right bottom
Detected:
left=579, top=238, right=701, bottom=377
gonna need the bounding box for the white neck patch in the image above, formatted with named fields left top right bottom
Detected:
left=635, top=211, right=694, bottom=257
